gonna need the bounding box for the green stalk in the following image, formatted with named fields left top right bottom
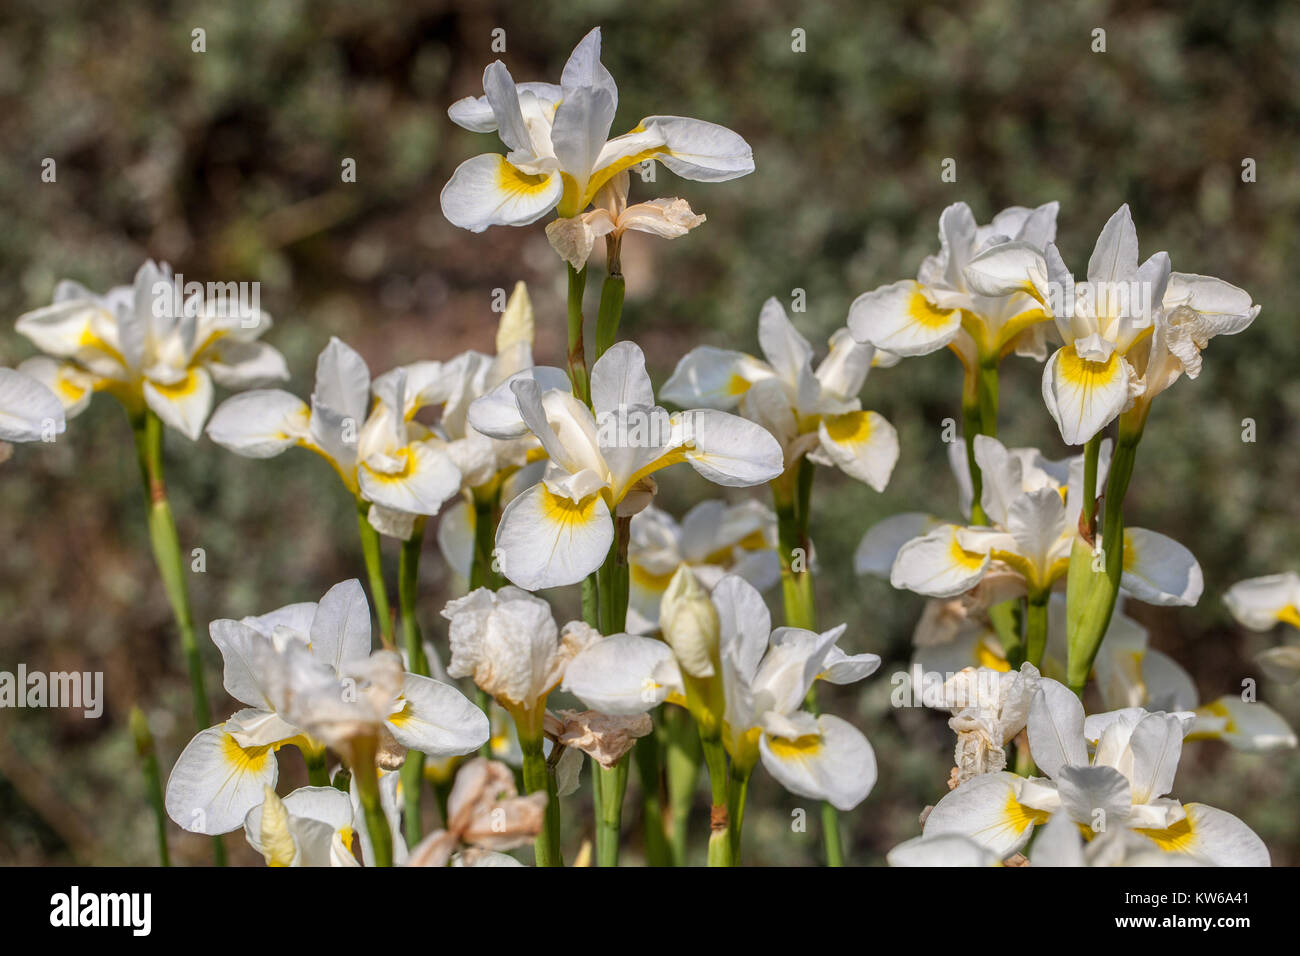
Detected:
left=772, top=457, right=845, bottom=864
left=129, top=410, right=225, bottom=867
left=594, top=273, right=626, bottom=360
left=566, top=264, right=591, bottom=406
left=1023, top=589, right=1050, bottom=667
left=1066, top=410, right=1147, bottom=694
left=727, top=762, right=752, bottom=863
left=520, top=732, right=562, bottom=866
left=700, top=735, right=733, bottom=867
left=354, top=497, right=394, bottom=645
left=398, top=518, right=428, bottom=845
left=303, top=747, right=330, bottom=787
left=633, top=732, right=673, bottom=866
left=595, top=759, right=629, bottom=867
left=469, top=490, right=502, bottom=591
left=351, top=736, right=392, bottom=867
left=130, top=706, right=170, bottom=867
left=664, top=707, right=701, bottom=865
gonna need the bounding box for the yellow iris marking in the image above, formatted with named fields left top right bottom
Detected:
left=908, top=290, right=957, bottom=330
left=495, top=158, right=555, bottom=199
left=725, top=373, right=752, bottom=397
left=56, top=375, right=87, bottom=402
left=1056, top=346, right=1121, bottom=388
left=541, top=488, right=599, bottom=526
left=630, top=563, right=676, bottom=591
left=1002, top=792, right=1051, bottom=833
left=150, top=369, right=201, bottom=400
left=387, top=699, right=413, bottom=727
left=823, top=411, right=872, bottom=446
left=1135, top=812, right=1196, bottom=853
left=1201, top=699, right=1237, bottom=734
left=222, top=733, right=274, bottom=774
left=1277, top=605, right=1300, bottom=630
left=949, top=535, right=986, bottom=572
left=766, top=734, right=823, bottom=760
left=365, top=449, right=417, bottom=483
left=975, top=640, right=1010, bottom=672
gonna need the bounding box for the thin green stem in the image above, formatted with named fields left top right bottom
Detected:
left=354, top=497, right=394, bottom=646
left=303, top=747, right=330, bottom=787
left=566, top=264, right=591, bottom=406
left=594, top=269, right=626, bottom=360
left=595, top=759, right=629, bottom=867
left=520, top=733, right=562, bottom=866
left=398, top=518, right=428, bottom=845
left=633, top=731, right=673, bottom=866
left=130, top=706, right=170, bottom=867
left=129, top=410, right=224, bottom=867
left=351, top=736, right=392, bottom=867
left=700, top=735, right=732, bottom=867
left=469, top=491, right=502, bottom=591
left=1024, top=589, right=1050, bottom=668
left=664, top=707, right=701, bottom=866
left=727, top=762, right=752, bottom=863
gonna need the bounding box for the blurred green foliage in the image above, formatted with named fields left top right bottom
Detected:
left=1, top=0, right=1298, bottom=865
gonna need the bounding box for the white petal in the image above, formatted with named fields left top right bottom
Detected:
left=922, top=771, right=1046, bottom=858
left=206, top=389, right=310, bottom=457
left=659, top=346, right=767, bottom=410
left=638, top=115, right=755, bottom=181
left=759, top=714, right=876, bottom=811
left=890, top=525, right=990, bottom=598
left=0, top=367, right=65, bottom=442
left=309, top=579, right=373, bottom=672
left=387, top=674, right=491, bottom=757
left=1121, top=528, right=1203, bottom=606
left=887, top=833, right=998, bottom=867
left=847, top=279, right=960, bottom=357
left=562, top=634, right=682, bottom=714
left=143, top=366, right=214, bottom=441
left=1041, top=345, right=1133, bottom=446
left=440, top=153, right=563, bottom=233
left=817, top=410, right=899, bottom=491
left=590, top=341, right=656, bottom=414
left=165, top=725, right=280, bottom=834
left=360, top=441, right=463, bottom=517
left=1224, top=572, right=1300, bottom=631
left=1133, top=803, right=1269, bottom=866
left=1026, top=679, right=1088, bottom=778
left=676, top=408, right=784, bottom=486
left=1191, top=695, right=1297, bottom=752
left=495, top=482, right=613, bottom=590
left=854, top=513, right=943, bottom=577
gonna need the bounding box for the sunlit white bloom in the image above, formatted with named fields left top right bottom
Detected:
left=0, top=367, right=65, bottom=443
left=564, top=574, right=880, bottom=810
left=1030, top=810, right=1205, bottom=867
left=467, top=340, right=783, bottom=589
left=15, top=261, right=286, bottom=439
left=165, top=580, right=488, bottom=834
left=886, top=832, right=999, bottom=867
left=207, top=337, right=463, bottom=536
left=889, top=435, right=1201, bottom=606
left=624, top=500, right=779, bottom=633
left=662, top=298, right=899, bottom=489
left=442, top=586, right=600, bottom=735
left=848, top=202, right=1059, bottom=366
left=244, top=785, right=359, bottom=868
left=963, top=205, right=1258, bottom=444
left=924, top=679, right=1271, bottom=865
left=441, top=27, right=753, bottom=233
left=546, top=170, right=705, bottom=270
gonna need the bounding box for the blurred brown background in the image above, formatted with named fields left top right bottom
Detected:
left=2, top=0, right=1298, bottom=865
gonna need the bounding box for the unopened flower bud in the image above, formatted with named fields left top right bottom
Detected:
left=659, top=566, right=719, bottom=678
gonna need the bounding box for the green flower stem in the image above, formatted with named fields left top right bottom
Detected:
left=520, top=732, right=562, bottom=866
left=633, top=731, right=673, bottom=866
left=398, top=518, right=429, bottom=845
left=700, top=734, right=733, bottom=867
left=129, top=410, right=225, bottom=867
left=664, top=707, right=701, bottom=865
left=303, top=747, right=330, bottom=787
left=772, top=457, right=845, bottom=865
left=566, top=264, right=591, bottom=406
left=595, top=758, right=630, bottom=867
left=351, top=736, right=392, bottom=867
left=1066, top=410, right=1147, bottom=694
left=354, top=497, right=394, bottom=645
left=130, top=411, right=211, bottom=733
left=469, top=490, right=503, bottom=591
left=1081, top=433, right=1102, bottom=533
left=130, top=706, right=170, bottom=867
left=727, top=762, right=752, bottom=863
left=1024, top=588, right=1050, bottom=667
left=594, top=272, right=626, bottom=360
